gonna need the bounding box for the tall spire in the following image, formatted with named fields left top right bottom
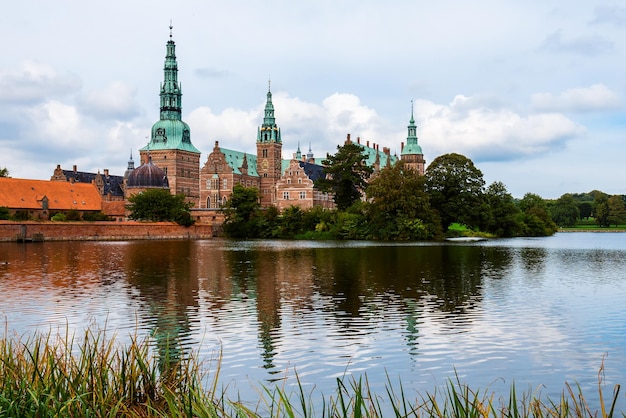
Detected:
left=160, top=22, right=182, bottom=121
left=401, top=99, right=423, bottom=156
left=406, top=99, right=418, bottom=145
left=257, top=80, right=281, bottom=143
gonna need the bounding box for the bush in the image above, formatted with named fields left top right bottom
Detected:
left=82, top=211, right=111, bottom=222
left=50, top=212, right=67, bottom=222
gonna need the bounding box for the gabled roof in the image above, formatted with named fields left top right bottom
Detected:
left=0, top=178, right=102, bottom=211
left=61, top=170, right=124, bottom=197
left=219, top=147, right=259, bottom=176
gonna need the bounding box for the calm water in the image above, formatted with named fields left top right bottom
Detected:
left=0, top=233, right=625, bottom=412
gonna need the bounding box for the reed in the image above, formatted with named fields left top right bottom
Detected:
left=0, top=327, right=622, bottom=417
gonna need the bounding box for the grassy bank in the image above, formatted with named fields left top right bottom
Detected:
left=0, top=328, right=622, bottom=417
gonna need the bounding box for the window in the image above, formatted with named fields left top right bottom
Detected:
left=283, top=192, right=290, bottom=200
left=287, top=179, right=291, bottom=184
left=300, top=191, right=306, bottom=199
left=298, top=178, right=302, bottom=184
left=222, top=179, right=228, bottom=189
left=262, top=149, right=268, bottom=157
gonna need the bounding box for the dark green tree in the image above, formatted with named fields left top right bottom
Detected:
left=518, top=193, right=558, bottom=236
left=482, top=181, right=522, bottom=237
left=222, top=184, right=261, bottom=238
left=424, top=153, right=486, bottom=230
left=315, top=142, right=374, bottom=210
left=365, top=162, right=442, bottom=240
left=127, top=189, right=194, bottom=226
left=550, top=193, right=580, bottom=227
left=0, top=167, right=9, bottom=177
left=607, top=195, right=626, bottom=227
left=577, top=201, right=593, bottom=220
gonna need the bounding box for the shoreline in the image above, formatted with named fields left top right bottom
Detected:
left=0, top=221, right=216, bottom=242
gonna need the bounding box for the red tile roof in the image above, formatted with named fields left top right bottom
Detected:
left=0, top=178, right=102, bottom=211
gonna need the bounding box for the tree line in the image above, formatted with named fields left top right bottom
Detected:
left=223, top=143, right=626, bottom=240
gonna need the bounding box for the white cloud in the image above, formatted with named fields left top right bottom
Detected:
left=0, top=61, right=81, bottom=104
left=531, top=84, right=622, bottom=113
left=78, top=82, right=143, bottom=120
left=415, top=96, right=585, bottom=162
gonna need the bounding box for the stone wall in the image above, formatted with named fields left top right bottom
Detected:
left=0, top=221, right=215, bottom=242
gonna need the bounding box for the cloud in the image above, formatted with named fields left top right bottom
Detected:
left=531, top=84, right=622, bottom=113
left=590, top=5, right=626, bottom=26
left=0, top=61, right=81, bottom=104
left=415, top=96, right=585, bottom=162
left=187, top=92, right=397, bottom=159
left=77, top=82, right=143, bottom=120
left=194, top=67, right=230, bottom=79
left=540, top=30, right=613, bottom=56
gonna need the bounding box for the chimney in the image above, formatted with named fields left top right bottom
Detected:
left=401, top=142, right=405, bottom=152
left=366, top=140, right=370, bottom=148
left=346, top=133, right=351, bottom=143
left=73, top=165, right=77, bottom=172
left=104, top=169, right=109, bottom=176
left=383, top=147, right=390, bottom=155
left=357, top=136, right=361, bottom=144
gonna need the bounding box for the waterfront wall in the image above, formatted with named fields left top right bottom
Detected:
left=0, top=221, right=215, bottom=242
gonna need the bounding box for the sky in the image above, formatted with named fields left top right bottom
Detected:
left=1, top=0, right=625, bottom=199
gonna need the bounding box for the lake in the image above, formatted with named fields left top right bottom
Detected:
left=0, top=232, right=625, bottom=412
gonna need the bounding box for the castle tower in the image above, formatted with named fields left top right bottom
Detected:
left=140, top=24, right=201, bottom=205
left=400, top=100, right=425, bottom=174
left=256, top=82, right=283, bottom=207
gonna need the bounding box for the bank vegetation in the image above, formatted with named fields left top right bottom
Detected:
left=223, top=148, right=626, bottom=240
left=0, top=328, right=621, bottom=417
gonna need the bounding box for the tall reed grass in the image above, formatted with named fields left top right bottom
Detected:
left=0, top=326, right=622, bottom=417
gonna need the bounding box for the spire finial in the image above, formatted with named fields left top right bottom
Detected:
left=268, top=76, right=271, bottom=92
left=411, top=99, right=414, bottom=117
left=169, top=20, right=173, bottom=38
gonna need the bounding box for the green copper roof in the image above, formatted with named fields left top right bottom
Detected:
left=401, top=100, right=423, bottom=156
left=257, top=83, right=282, bottom=143
left=219, top=147, right=259, bottom=176
left=140, top=119, right=200, bottom=153
left=359, top=144, right=398, bottom=167
left=142, top=27, right=200, bottom=154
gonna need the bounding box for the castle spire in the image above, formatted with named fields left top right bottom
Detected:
left=406, top=99, right=418, bottom=146
left=257, top=80, right=281, bottom=143
left=160, top=22, right=182, bottom=121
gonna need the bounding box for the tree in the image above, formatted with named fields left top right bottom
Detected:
left=577, top=201, right=593, bottom=220
left=365, top=161, right=441, bottom=240
left=222, top=184, right=261, bottom=238
left=0, top=167, right=9, bottom=177
left=315, top=142, right=374, bottom=210
left=607, top=195, right=626, bottom=227
left=424, top=153, right=486, bottom=230
left=482, top=181, right=522, bottom=237
left=518, top=193, right=558, bottom=236
left=127, top=189, right=194, bottom=226
left=594, top=194, right=610, bottom=227
left=550, top=193, right=580, bottom=227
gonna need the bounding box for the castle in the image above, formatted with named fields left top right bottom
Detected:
left=52, top=28, right=426, bottom=221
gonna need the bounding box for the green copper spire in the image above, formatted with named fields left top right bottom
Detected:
left=141, top=24, right=200, bottom=154
left=160, top=23, right=182, bottom=121
left=401, top=99, right=422, bottom=155
left=257, top=80, right=281, bottom=143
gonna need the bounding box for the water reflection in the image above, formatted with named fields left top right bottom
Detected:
left=125, top=241, right=198, bottom=373
left=0, top=235, right=624, bottom=412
